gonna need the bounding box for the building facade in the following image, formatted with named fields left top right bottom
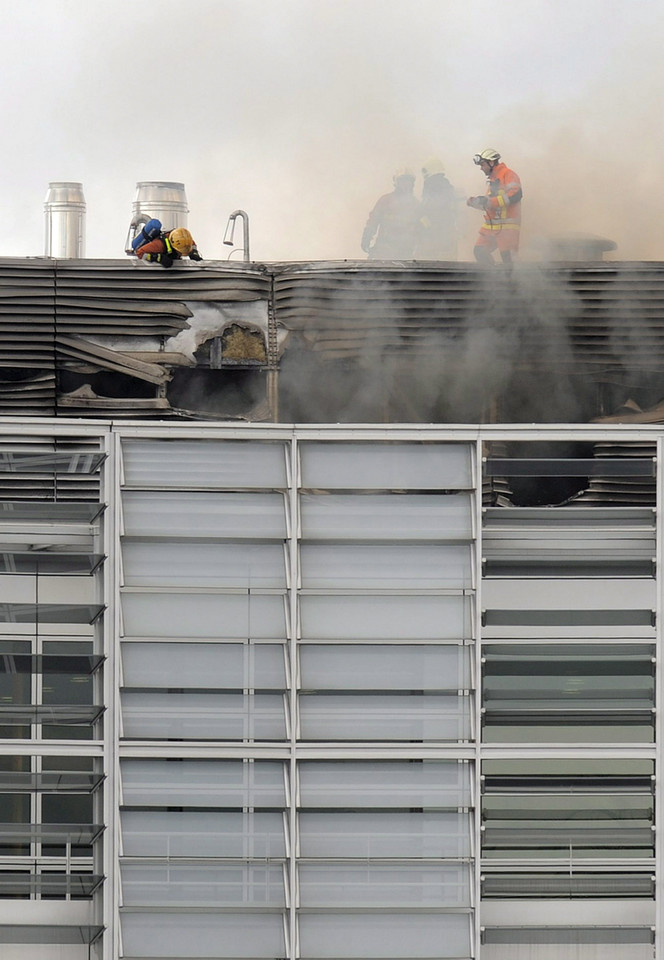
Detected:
left=0, top=418, right=660, bottom=960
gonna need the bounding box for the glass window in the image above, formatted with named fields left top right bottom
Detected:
left=123, top=542, right=287, bottom=588
left=120, top=760, right=287, bottom=808
left=121, top=692, right=287, bottom=741
left=299, top=693, right=471, bottom=742
left=120, top=912, right=286, bottom=959
left=300, top=493, right=472, bottom=540
left=122, top=491, right=288, bottom=538
left=299, top=810, right=471, bottom=858
left=299, top=912, right=471, bottom=959
left=122, top=440, right=288, bottom=488
left=300, top=595, right=471, bottom=641
left=299, top=863, right=471, bottom=907
left=121, top=593, right=287, bottom=640
left=299, top=761, right=472, bottom=809
left=482, top=643, right=655, bottom=744
left=300, top=442, right=473, bottom=489
left=122, top=642, right=286, bottom=690
left=300, top=543, right=472, bottom=589
left=121, top=810, right=286, bottom=858
left=300, top=644, right=471, bottom=691
left=121, top=862, right=285, bottom=906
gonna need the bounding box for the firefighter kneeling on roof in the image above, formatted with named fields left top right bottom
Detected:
left=467, top=148, right=522, bottom=265
left=135, top=224, right=203, bottom=269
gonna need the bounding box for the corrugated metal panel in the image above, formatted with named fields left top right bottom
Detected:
left=0, top=258, right=272, bottom=419
left=273, top=260, right=664, bottom=370
left=1, top=258, right=664, bottom=420
left=567, top=441, right=657, bottom=505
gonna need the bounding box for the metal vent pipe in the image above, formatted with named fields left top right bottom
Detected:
left=131, top=181, right=188, bottom=231
left=125, top=181, right=189, bottom=254
left=44, top=182, right=86, bottom=258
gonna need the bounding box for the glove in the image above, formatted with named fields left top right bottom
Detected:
left=159, top=254, right=174, bottom=269
left=467, top=196, right=488, bottom=210
left=189, top=248, right=203, bottom=262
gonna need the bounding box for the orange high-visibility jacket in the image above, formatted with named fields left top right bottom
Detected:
left=479, top=162, right=522, bottom=234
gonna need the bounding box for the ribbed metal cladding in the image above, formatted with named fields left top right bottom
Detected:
left=0, top=258, right=664, bottom=419
left=272, top=261, right=664, bottom=371
left=0, top=258, right=271, bottom=418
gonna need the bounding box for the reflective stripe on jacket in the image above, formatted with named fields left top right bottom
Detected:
left=136, top=233, right=177, bottom=263
left=480, top=162, right=522, bottom=233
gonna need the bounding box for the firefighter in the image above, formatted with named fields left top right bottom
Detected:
left=467, top=149, right=522, bottom=265
left=135, top=226, right=203, bottom=268
left=361, top=168, right=422, bottom=260
left=415, top=157, right=457, bottom=260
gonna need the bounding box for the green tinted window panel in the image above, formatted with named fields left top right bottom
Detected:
left=0, top=823, right=103, bottom=844
left=483, top=794, right=654, bottom=820
left=0, top=552, right=104, bottom=575
left=483, top=558, right=654, bottom=577
left=0, top=502, right=104, bottom=523
left=0, top=706, right=103, bottom=725
left=0, top=451, right=105, bottom=474
left=483, top=609, right=655, bottom=626
left=481, top=871, right=655, bottom=899
left=482, top=926, right=655, bottom=945
left=482, top=720, right=655, bottom=744
left=0, top=773, right=103, bottom=794
left=0, top=872, right=103, bottom=898
left=0, top=604, right=104, bottom=625
left=0, top=654, right=103, bottom=676
left=482, top=757, right=654, bottom=779
left=0, top=925, right=104, bottom=944
left=484, top=458, right=655, bottom=477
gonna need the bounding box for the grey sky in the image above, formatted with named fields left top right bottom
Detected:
left=3, top=0, right=663, bottom=260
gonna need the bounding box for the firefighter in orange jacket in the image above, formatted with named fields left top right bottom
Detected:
left=136, top=226, right=203, bottom=269
left=467, top=149, right=522, bottom=264
left=361, top=168, right=422, bottom=260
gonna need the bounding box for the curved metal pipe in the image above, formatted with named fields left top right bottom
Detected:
left=223, top=209, right=250, bottom=261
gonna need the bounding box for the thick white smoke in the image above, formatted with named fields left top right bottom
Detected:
left=0, top=0, right=662, bottom=261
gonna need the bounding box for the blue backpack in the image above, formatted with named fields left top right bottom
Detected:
left=131, top=218, right=162, bottom=252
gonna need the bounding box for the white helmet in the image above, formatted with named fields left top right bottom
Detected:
left=422, top=157, right=445, bottom=179
left=473, top=148, right=501, bottom=165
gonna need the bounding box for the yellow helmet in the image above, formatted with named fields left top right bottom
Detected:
left=392, top=166, right=415, bottom=185
left=169, top=227, right=194, bottom=255
left=422, top=157, right=445, bottom=178
left=473, top=148, right=501, bottom=165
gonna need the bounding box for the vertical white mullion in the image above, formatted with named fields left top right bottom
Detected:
left=656, top=436, right=663, bottom=960
left=474, top=432, right=483, bottom=960
left=103, top=427, right=121, bottom=960
left=288, top=432, right=300, bottom=960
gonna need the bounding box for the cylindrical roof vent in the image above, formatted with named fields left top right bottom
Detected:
left=44, top=182, right=86, bottom=258
left=131, top=181, right=189, bottom=232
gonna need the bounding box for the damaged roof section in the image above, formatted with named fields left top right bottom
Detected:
left=0, top=258, right=272, bottom=419
left=2, top=257, right=664, bottom=423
